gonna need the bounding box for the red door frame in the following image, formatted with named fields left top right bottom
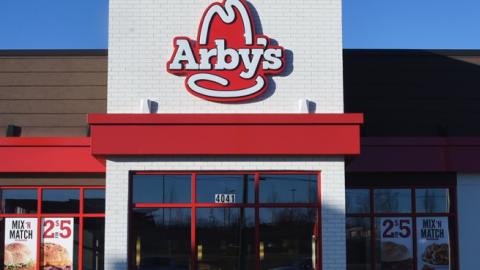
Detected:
left=0, top=186, right=106, bottom=270
left=129, top=171, right=323, bottom=270
left=345, top=183, right=458, bottom=270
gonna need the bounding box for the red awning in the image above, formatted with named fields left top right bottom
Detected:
left=88, top=113, right=364, bottom=156
left=0, top=137, right=105, bottom=173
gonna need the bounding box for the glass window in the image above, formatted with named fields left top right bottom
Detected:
left=374, top=189, right=411, bottom=213
left=259, top=174, right=317, bottom=203
left=132, top=208, right=191, bottom=270
left=416, top=189, right=450, bottom=213
left=132, top=175, right=191, bottom=204
left=42, top=189, right=80, bottom=213
left=259, top=208, right=318, bottom=270
left=84, top=189, right=105, bottom=213
left=197, top=208, right=255, bottom=270
left=83, top=218, right=105, bottom=270
left=375, top=217, right=413, bottom=270
left=0, top=189, right=37, bottom=214
left=346, top=189, right=370, bottom=214
left=196, top=175, right=254, bottom=203
left=346, top=217, right=371, bottom=270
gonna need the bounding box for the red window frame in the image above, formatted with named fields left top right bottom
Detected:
left=346, top=182, right=458, bottom=270
left=0, top=185, right=106, bottom=270
left=129, top=171, right=323, bottom=270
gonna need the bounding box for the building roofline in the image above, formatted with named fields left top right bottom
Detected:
left=0, top=49, right=108, bottom=56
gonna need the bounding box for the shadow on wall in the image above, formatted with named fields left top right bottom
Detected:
left=344, top=50, right=480, bottom=136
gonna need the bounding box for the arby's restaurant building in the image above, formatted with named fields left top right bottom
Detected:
left=1, top=0, right=480, bottom=270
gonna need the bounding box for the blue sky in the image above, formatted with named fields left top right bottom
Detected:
left=0, top=0, right=479, bottom=49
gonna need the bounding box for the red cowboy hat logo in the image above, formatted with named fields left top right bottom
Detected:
left=167, top=0, right=286, bottom=102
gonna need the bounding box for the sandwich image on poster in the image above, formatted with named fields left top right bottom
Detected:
left=380, top=218, right=413, bottom=270
left=417, top=217, right=450, bottom=270
left=41, top=218, right=74, bottom=270
left=4, top=218, right=38, bottom=270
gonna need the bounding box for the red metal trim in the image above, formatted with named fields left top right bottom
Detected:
left=134, top=203, right=193, bottom=208
left=0, top=213, right=105, bottom=218
left=191, top=173, right=197, bottom=270
left=36, top=188, right=42, bottom=270
left=134, top=203, right=317, bottom=208
left=88, top=113, right=364, bottom=125
left=317, top=172, right=322, bottom=270
left=0, top=138, right=105, bottom=173
left=78, top=188, right=84, bottom=270
left=0, top=186, right=102, bottom=189
left=135, top=171, right=319, bottom=175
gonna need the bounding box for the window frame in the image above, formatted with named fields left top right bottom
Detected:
left=129, top=171, right=322, bottom=270
left=346, top=181, right=458, bottom=270
left=0, top=185, right=105, bottom=270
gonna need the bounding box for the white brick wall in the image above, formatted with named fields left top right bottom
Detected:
left=105, top=157, right=346, bottom=270
left=107, top=0, right=346, bottom=269
left=108, top=0, right=344, bottom=113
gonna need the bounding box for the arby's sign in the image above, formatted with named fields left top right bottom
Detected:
left=167, top=0, right=286, bottom=102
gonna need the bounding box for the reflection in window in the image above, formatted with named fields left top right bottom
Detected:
left=259, top=208, right=317, bottom=270
left=132, top=208, right=191, bottom=270
left=83, top=218, right=105, bottom=270
left=346, top=218, right=371, bottom=270
left=42, top=189, right=80, bottom=213
left=84, top=189, right=105, bottom=213
left=259, top=174, right=317, bottom=203
left=132, top=175, right=191, bottom=204
left=374, top=189, right=411, bottom=213
left=0, top=189, right=37, bottom=214
left=196, top=175, right=254, bottom=203
left=197, top=208, right=255, bottom=270
left=416, top=189, right=450, bottom=213
left=346, top=189, right=370, bottom=214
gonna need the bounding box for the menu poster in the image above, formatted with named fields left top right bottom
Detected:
left=380, top=218, right=413, bottom=270
left=417, top=217, right=450, bottom=270
left=41, top=218, right=74, bottom=270
left=4, top=218, right=38, bottom=270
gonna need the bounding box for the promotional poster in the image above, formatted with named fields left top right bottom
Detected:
left=4, top=218, right=38, bottom=270
left=380, top=217, right=413, bottom=270
left=416, top=217, right=450, bottom=270
left=41, top=218, right=74, bottom=270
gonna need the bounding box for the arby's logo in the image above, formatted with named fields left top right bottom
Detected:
left=167, top=0, right=286, bottom=102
